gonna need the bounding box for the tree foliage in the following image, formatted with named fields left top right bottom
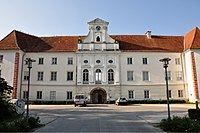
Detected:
left=0, top=78, right=13, bottom=102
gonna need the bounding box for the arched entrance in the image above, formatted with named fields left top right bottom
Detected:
left=90, top=88, right=107, bottom=104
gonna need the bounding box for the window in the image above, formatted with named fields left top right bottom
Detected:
left=24, top=71, right=29, bottom=80
left=37, top=72, right=44, bottom=81
left=167, top=71, right=172, bottom=80
left=108, top=60, right=113, bottom=64
left=127, top=58, right=133, bottom=64
left=38, top=58, right=44, bottom=65
left=67, top=91, right=72, bottom=100
left=23, top=91, right=28, bottom=99
left=108, top=69, right=114, bottom=84
left=51, top=72, right=57, bottom=81
left=127, top=71, right=134, bottom=81
left=67, top=57, right=73, bottom=65
left=142, top=58, right=148, bottom=64
left=37, top=91, right=42, bottom=99
left=0, top=55, right=3, bottom=63
left=83, top=69, right=89, bottom=84
left=52, top=57, right=57, bottom=65
left=143, top=71, right=149, bottom=81
left=176, top=71, right=183, bottom=81
left=0, top=70, right=1, bottom=78
left=175, top=58, right=181, bottom=65
left=178, top=90, right=183, bottom=98
left=168, top=90, right=172, bottom=98
left=67, top=72, right=73, bottom=81
left=25, top=58, right=30, bottom=65
left=144, top=90, right=150, bottom=99
left=95, top=69, right=102, bottom=84
left=96, top=36, right=100, bottom=42
left=50, top=91, right=56, bottom=100
left=96, top=60, right=101, bottom=63
left=128, top=90, right=134, bottom=99
left=84, top=60, right=88, bottom=64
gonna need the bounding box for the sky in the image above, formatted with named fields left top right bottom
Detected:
left=0, top=0, right=200, bottom=40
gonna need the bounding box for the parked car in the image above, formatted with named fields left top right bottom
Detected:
left=115, top=97, right=128, bottom=105
left=74, top=94, right=87, bottom=107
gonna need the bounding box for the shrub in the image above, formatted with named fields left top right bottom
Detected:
left=31, top=100, right=74, bottom=105
left=128, top=99, right=187, bottom=104
left=188, top=109, right=200, bottom=120
left=28, top=116, right=43, bottom=129
left=159, top=116, right=200, bottom=132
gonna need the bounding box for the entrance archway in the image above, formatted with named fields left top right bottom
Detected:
left=90, top=88, right=107, bottom=104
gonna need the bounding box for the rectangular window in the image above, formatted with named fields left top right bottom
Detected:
left=127, top=58, right=133, bottom=64
left=67, top=57, right=73, bottom=65
left=143, top=71, right=149, bottom=81
left=37, top=72, right=44, bottom=81
left=175, top=58, right=181, bottom=65
left=23, top=91, right=28, bottom=99
left=144, top=90, right=150, bottom=99
left=67, top=91, right=72, bottom=100
left=142, top=58, right=148, bottom=64
left=38, top=58, right=44, bottom=65
left=168, top=90, right=172, bottom=98
left=127, top=71, right=134, bottom=81
left=37, top=91, right=42, bottom=99
left=167, top=71, right=172, bottom=80
left=50, top=91, right=56, bottom=100
left=0, top=55, right=3, bottom=63
left=67, top=72, right=73, bottom=81
left=176, top=71, right=183, bottom=81
left=52, top=57, right=57, bottom=65
left=51, top=72, right=57, bottom=81
left=24, top=71, right=29, bottom=80
left=128, top=90, right=134, bottom=99
left=178, top=90, right=183, bottom=98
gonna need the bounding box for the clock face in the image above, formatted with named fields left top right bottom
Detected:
left=96, top=26, right=101, bottom=31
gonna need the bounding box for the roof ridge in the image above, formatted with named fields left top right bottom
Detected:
left=13, top=30, right=21, bottom=50
left=191, top=27, right=198, bottom=47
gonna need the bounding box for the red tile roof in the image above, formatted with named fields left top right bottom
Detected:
left=184, top=27, right=200, bottom=51
left=0, top=28, right=199, bottom=52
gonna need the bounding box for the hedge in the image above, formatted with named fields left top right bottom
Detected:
left=128, top=99, right=187, bottom=104
left=188, top=109, right=200, bottom=120
left=31, top=100, right=74, bottom=105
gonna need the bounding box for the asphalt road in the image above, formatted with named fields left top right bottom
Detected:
left=31, top=104, right=194, bottom=132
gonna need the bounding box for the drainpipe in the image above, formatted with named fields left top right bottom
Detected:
left=181, top=52, right=187, bottom=100
left=19, top=51, right=26, bottom=99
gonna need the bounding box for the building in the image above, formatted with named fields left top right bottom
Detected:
left=0, top=18, right=200, bottom=103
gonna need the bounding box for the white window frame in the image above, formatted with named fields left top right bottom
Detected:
left=23, top=91, right=28, bottom=99
left=176, top=71, right=183, bottom=81
left=83, top=69, right=89, bottom=84
left=128, top=90, right=135, bottom=99
left=0, top=55, right=3, bottom=63
left=52, top=57, right=57, bottom=65
left=175, top=58, right=181, bottom=65
left=178, top=90, right=183, bottom=98
left=95, top=69, right=102, bottom=84
left=50, top=71, right=57, bottom=81
left=67, top=71, right=73, bottom=81
left=144, top=90, right=150, bottom=99
left=37, top=71, right=44, bottom=81
left=127, top=57, right=133, bottom=65
left=24, top=71, right=29, bottom=80
left=38, top=58, right=44, bottom=65
left=142, top=58, right=148, bottom=64
left=67, top=91, right=72, bottom=100
left=50, top=91, right=56, bottom=100
left=127, top=71, right=134, bottom=81
left=37, top=91, right=42, bottom=99
left=142, top=71, right=150, bottom=81
left=108, top=69, right=114, bottom=84
left=167, top=71, right=172, bottom=80
left=168, top=90, right=172, bottom=98
left=67, top=57, right=73, bottom=65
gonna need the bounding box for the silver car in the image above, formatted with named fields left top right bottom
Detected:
left=115, top=97, right=128, bottom=105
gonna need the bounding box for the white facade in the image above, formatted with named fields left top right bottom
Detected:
left=0, top=18, right=200, bottom=103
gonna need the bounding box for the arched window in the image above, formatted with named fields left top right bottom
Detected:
left=96, top=36, right=100, bottom=42
left=95, top=69, right=102, bottom=84
left=108, top=69, right=114, bottom=84
left=83, top=69, right=89, bottom=84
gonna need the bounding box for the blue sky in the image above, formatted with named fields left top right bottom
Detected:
left=0, top=0, right=200, bottom=39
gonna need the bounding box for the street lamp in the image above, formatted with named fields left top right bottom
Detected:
left=159, top=58, right=171, bottom=120
left=25, top=58, right=36, bottom=118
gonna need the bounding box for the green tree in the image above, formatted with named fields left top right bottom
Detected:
left=0, top=78, right=15, bottom=120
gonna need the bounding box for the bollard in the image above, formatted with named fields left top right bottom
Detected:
left=195, top=101, right=199, bottom=109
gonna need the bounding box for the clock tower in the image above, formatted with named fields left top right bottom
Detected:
left=83, top=18, right=115, bottom=43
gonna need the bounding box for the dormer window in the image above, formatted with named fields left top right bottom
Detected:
left=96, top=36, right=100, bottom=42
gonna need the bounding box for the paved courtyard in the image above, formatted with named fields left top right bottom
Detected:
left=30, top=104, right=195, bottom=132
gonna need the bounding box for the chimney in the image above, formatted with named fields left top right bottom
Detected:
left=145, top=31, right=152, bottom=39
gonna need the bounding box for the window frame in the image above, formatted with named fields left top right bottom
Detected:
left=50, top=71, right=57, bottom=81
left=52, top=57, right=57, bottom=65
left=0, top=55, right=3, bottom=63
left=23, top=91, right=28, bottom=99
left=38, top=58, right=44, bottom=65
left=142, top=71, right=150, bottom=81
left=67, top=71, right=73, bottom=81
left=67, top=57, right=73, bottom=65
left=50, top=91, right=56, bottom=100
left=37, top=91, right=42, bottom=99
left=178, top=90, right=183, bottom=98
left=95, top=69, right=102, bottom=84
left=37, top=71, right=44, bottom=81
left=127, top=57, right=133, bottom=65
left=128, top=90, right=135, bottom=99
left=142, top=58, right=148, bottom=65
left=176, top=71, right=183, bottom=81
left=24, top=71, right=29, bottom=81
left=67, top=91, right=73, bottom=100
left=175, top=58, right=181, bottom=65
left=127, top=71, right=134, bottom=81
left=83, top=69, right=89, bottom=84
left=108, top=69, right=114, bottom=84
left=144, top=90, right=150, bottom=99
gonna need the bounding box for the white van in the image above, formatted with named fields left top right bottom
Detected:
left=74, top=94, right=87, bottom=107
